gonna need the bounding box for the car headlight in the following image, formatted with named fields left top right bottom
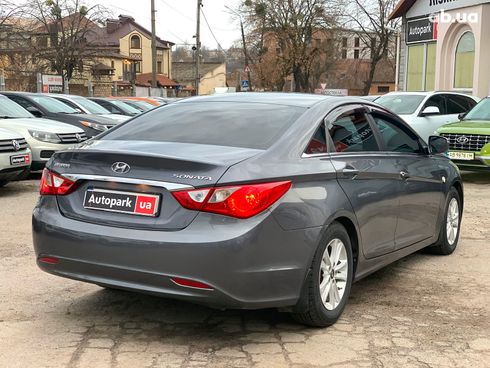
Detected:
left=28, top=130, right=61, bottom=144
left=80, top=121, right=108, bottom=132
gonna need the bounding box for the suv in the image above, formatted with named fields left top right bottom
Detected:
left=375, top=91, right=479, bottom=142
left=437, top=96, right=490, bottom=171
left=0, top=95, right=87, bottom=170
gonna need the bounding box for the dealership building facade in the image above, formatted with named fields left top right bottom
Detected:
left=391, top=0, right=490, bottom=97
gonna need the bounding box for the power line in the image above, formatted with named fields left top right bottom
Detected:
left=157, top=0, right=195, bottom=23
left=200, top=8, right=225, bottom=52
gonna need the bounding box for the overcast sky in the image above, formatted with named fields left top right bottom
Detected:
left=91, top=0, right=242, bottom=49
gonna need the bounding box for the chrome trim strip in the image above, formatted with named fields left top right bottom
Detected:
left=61, top=173, right=194, bottom=191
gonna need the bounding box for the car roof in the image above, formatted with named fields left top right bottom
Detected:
left=381, top=91, right=476, bottom=97
left=177, top=92, right=339, bottom=108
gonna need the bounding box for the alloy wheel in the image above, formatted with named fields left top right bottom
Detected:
left=446, top=198, right=459, bottom=246
left=319, top=238, right=348, bottom=310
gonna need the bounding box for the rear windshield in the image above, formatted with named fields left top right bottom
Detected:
left=102, top=102, right=306, bottom=150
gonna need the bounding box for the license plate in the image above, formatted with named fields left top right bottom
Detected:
left=448, top=151, right=474, bottom=160
left=83, top=188, right=160, bottom=217
left=10, top=154, right=30, bottom=166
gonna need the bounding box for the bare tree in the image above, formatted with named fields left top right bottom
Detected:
left=26, top=0, right=110, bottom=90
left=240, top=0, right=340, bottom=92
left=346, top=0, right=400, bottom=95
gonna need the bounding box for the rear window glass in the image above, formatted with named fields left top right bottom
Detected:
left=103, top=102, right=306, bottom=150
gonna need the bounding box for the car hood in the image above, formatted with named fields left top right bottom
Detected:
left=437, top=120, right=490, bottom=134
left=0, top=127, right=24, bottom=140
left=0, top=117, right=84, bottom=133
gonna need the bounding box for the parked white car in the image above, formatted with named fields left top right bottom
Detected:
left=375, top=91, right=479, bottom=142
left=48, top=94, right=129, bottom=123
left=0, top=127, right=31, bottom=187
left=0, top=95, right=87, bottom=171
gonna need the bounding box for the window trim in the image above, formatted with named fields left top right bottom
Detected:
left=130, top=34, right=141, bottom=49
left=325, top=104, right=382, bottom=155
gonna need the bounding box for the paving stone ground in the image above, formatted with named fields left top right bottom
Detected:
left=0, top=172, right=489, bottom=368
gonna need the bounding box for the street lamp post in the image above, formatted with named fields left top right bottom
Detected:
left=387, top=26, right=402, bottom=92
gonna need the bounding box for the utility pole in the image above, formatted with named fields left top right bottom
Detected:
left=151, top=0, right=157, bottom=88
left=225, top=6, right=251, bottom=90
left=195, top=0, right=202, bottom=95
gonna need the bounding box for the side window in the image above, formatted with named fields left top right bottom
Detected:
left=423, top=95, right=446, bottom=114
left=328, top=109, right=379, bottom=152
left=56, top=99, right=80, bottom=112
left=9, top=96, right=33, bottom=110
left=304, top=122, right=327, bottom=155
left=446, top=94, right=475, bottom=114
left=372, top=113, right=422, bottom=154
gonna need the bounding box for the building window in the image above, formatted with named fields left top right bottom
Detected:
left=157, top=61, right=162, bottom=74
left=454, top=32, right=475, bottom=89
left=354, top=49, right=359, bottom=59
left=111, top=60, right=114, bottom=69
left=342, top=37, right=348, bottom=47
left=341, top=49, right=347, bottom=59
left=354, top=37, right=360, bottom=47
left=406, top=42, right=436, bottom=92
left=377, top=86, right=389, bottom=93
left=134, top=61, right=141, bottom=73
left=130, top=34, right=141, bottom=49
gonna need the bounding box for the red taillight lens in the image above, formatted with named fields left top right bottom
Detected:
left=170, top=277, right=214, bottom=290
left=38, top=256, right=59, bottom=264
left=40, top=168, right=77, bottom=195
left=172, top=181, right=291, bottom=219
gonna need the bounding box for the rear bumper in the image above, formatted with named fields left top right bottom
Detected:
left=32, top=197, right=321, bottom=309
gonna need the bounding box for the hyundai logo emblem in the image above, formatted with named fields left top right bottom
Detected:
left=111, top=162, right=130, bottom=174
left=11, top=140, right=20, bottom=151
left=456, top=136, right=469, bottom=144
left=75, top=133, right=82, bottom=142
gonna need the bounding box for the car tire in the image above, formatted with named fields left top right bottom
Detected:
left=0, top=180, right=8, bottom=188
left=292, top=222, right=354, bottom=327
left=427, top=187, right=462, bottom=255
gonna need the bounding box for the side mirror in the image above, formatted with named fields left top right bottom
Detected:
left=421, top=106, right=440, bottom=116
left=428, top=135, right=449, bottom=154
left=26, top=106, right=42, bottom=117
left=458, top=112, right=467, bottom=120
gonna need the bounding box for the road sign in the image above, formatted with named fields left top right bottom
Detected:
left=320, top=83, right=327, bottom=89
left=241, top=80, right=250, bottom=91
left=244, top=65, right=251, bottom=73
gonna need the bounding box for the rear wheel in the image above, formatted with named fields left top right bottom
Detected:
left=292, top=222, right=353, bottom=327
left=427, top=187, right=462, bottom=255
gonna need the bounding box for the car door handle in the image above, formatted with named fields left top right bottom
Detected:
left=341, top=166, right=359, bottom=178
left=400, top=170, right=410, bottom=180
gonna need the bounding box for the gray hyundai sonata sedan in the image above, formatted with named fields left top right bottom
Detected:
left=33, top=93, right=463, bottom=327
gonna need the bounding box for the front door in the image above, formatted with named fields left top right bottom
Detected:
left=326, top=105, right=400, bottom=259
left=368, top=110, right=444, bottom=249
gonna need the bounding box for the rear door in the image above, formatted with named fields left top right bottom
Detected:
left=326, top=105, right=400, bottom=259
left=368, top=109, right=444, bottom=249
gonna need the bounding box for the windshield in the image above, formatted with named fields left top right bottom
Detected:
left=375, top=94, right=426, bottom=115
left=72, top=97, right=111, bottom=114
left=0, top=97, right=34, bottom=118
left=464, top=98, right=490, bottom=121
left=123, top=100, right=154, bottom=111
left=109, top=100, right=141, bottom=114
left=30, top=95, right=79, bottom=113
left=103, top=102, right=306, bottom=150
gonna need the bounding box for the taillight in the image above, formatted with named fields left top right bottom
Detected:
left=40, top=168, right=77, bottom=195
left=172, top=181, right=291, bottom=219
